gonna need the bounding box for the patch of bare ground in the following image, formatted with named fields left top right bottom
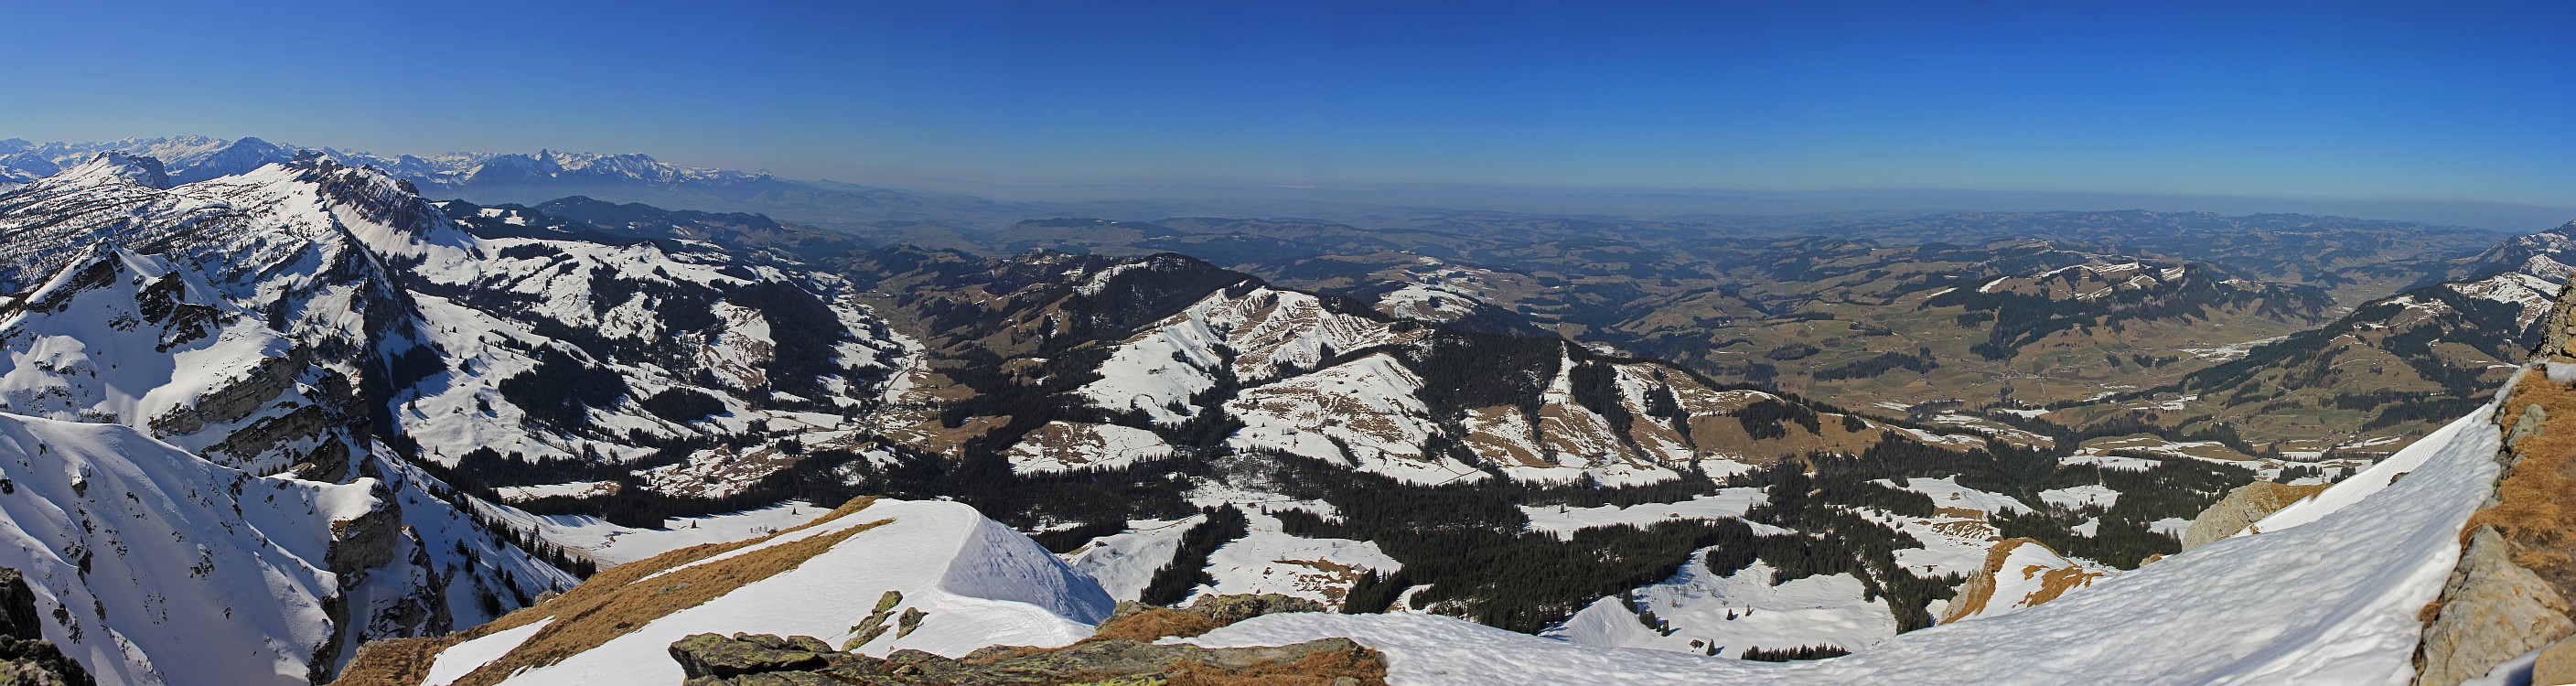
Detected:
left=1084, top=606, right=1226, bottom=643
left=1164, top=645, right=1390, bottom=686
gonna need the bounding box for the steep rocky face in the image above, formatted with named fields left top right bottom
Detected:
left=0, top=568, right=92, bottom=686
left=2181, top=480, right=2331, bottom=549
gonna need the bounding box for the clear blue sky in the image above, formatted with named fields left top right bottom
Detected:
left=5, top=1, right=2573, bottom=207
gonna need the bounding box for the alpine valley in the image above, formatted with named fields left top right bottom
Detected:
left=0, top=136, right=2568, bottom=686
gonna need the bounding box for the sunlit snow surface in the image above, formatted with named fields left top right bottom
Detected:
left=484, top=499, right=1112, bottom=685
left=1188, top=407, right=2501, bottom=684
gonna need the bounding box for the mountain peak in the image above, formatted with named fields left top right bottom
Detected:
left=60, top=152, right=169, bottom=188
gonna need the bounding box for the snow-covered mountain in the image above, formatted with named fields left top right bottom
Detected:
left=0, top=244, right=353, bottom=477
left=0, top=137, right=757, bottom=197
left=0, top=154, right=918, bottom=521
left=0, top=152, right=936, bottom=681
left=2450, top=220, right=2576, bottom=284
left=0, top=410, right=567, bottom=686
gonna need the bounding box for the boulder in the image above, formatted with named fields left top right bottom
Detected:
left=670, top=633, right=837, bottom=681
left=2182, top=480, right=2327, bottom=549
left=671, top=632, right=1383, bottom=686
left=2413, top=529, right=2575, bottom=686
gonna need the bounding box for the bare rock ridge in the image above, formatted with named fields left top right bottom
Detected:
left=665, top=593, right=1381, bottom=686
left=2413, top=269, right=2576, bottom=686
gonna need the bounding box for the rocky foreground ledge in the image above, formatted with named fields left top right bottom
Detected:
left=0, top=569, right=91, bottom=686
left=668, top=594, right=1386, bottom=686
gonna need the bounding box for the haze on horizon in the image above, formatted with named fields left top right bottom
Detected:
left=5, top=1, right=2573, bottom=228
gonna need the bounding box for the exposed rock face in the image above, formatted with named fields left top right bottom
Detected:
left=2182, top=481, right=2328, bottom=549
left=2414, top=526, right=2572, bottom=686
left=670, top=634, right=833, bottom=680
left=668, top=633, right=1383, bottom=686
left=0, top=568, right=94, bottom=686
left=2532, top=637, right=2576, bottom=686
left=2529, top=273, right=2576, bottom=361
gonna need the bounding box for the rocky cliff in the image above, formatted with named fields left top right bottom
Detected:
left=0, top=568, right=91, bottom=686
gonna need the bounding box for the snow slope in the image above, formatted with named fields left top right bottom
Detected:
left=1189, top=405, right=2504, bottom=684
left=0, top=413, right=373, bottom=686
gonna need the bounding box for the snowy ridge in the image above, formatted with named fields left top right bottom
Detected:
left=1077, top=285, right=1418, bottom=426
left=427, top=498, right=1113, bottom=685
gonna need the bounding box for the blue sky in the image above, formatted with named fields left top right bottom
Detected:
left=6, top=1, right=2573, bottom=209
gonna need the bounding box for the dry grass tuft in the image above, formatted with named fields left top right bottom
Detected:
left=329, top=637, right=458, bottom=686
left=1165, top=641, right=1391, bottom=686
left=2470, top=370, right=2576, bottom=593
left=1085, top=606, right=1226, bottom=643
left=2022, top=563, right=2101, bottom=607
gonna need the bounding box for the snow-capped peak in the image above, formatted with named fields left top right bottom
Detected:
left=54, top=152, right=169, bottom=189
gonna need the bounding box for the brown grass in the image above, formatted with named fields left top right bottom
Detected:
left=1085, top=606, right=1227, bottom=643
left=1164, top=642, right=1391, bottom=686
left=1939, top=538, right=2099, bottom=623
left=2021, top=563, right=2101, bottom=607
left=328, top=497, right=886, bottom=686
left=2467, top=370, right=2576, bottom=593
left=330, top=637, right=456, bottom=686
left=1933, top=506, right=1989, bottom=520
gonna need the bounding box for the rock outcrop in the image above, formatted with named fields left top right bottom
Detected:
left=0, top=568, right=93, bottom=686
left=669, top=593, right=1376, bottom=686
left=2181, top=480, right=2328, bottom=549
left=1939, top=538, right=2102, bottom=624
left=671, top=633, right=1381, bottom=686
left=2412, top=279, right=2576, bottom=686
